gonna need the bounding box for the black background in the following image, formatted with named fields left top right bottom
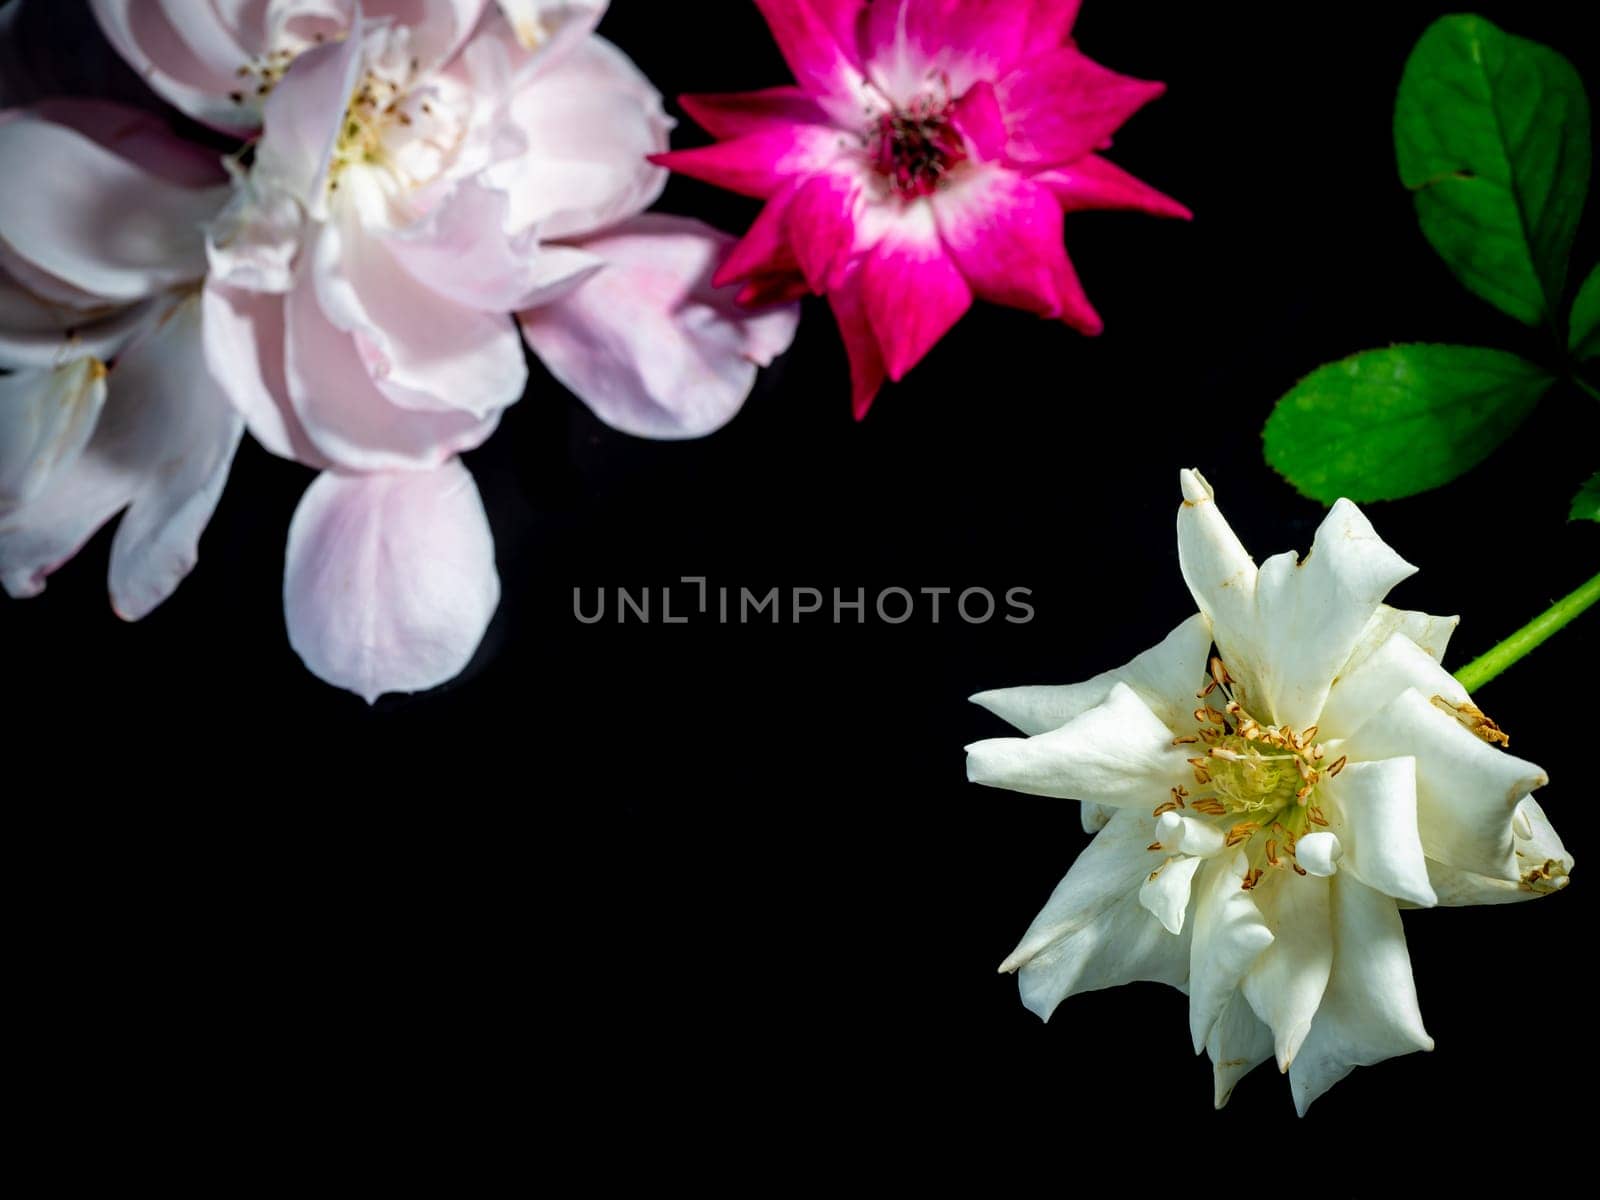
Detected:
left=5, top=0, right=1599, bottom=1175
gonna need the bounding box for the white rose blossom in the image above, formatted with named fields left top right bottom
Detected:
left=967, top=469, right=1573, bottom=1114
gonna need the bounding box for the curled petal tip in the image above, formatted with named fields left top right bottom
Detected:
left=1179, top=468, right=1213, bottom=504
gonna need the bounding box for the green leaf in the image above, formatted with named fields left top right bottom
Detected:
left=1572, top=263, right=1600, bottom=359
left=1572, top=472, right=1600, bottom=522
left=1395, top=14, right=1591, bottom=327
left=1264, top=345, right=1555, bottom=502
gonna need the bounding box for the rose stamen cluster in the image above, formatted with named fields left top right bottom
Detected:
left=869, top=94, right=967, bottom=199
left=1149, top=657, right=1350, bottom=894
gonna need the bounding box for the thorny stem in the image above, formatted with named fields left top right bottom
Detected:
left=1454, top=571, right=1600, bottom=692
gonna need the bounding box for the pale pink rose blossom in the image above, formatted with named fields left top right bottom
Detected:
left=0, top=101, right=243, bottom=621
left=170, top=0, right=797, bottom=698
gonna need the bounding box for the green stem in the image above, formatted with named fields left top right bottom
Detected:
left=1575, top=373, right=1600, bottom=404
left=1455, top=571, right=1600, bottom=692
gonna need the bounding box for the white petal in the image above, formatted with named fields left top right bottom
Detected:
left=1319, top=631, right=1468, bottom=741
left=1344, top=688, right=1546, bottom=880
left=1343, top=603, right=1460, bottom=673
left=0, top=359, right=106, bottom=512
left=1016, top=887, right=1190, bottom=1021
left=1242, top=871, right=1333, bottom=1071
left=966, top=682, right=1194, bottom=806
left=1207, top=990, right=1274, bottom=1109
left=1140, top=854, right=1203, bottom=935
left=1079, top=803, right=1115, bottom=833
left=1294, top=831, right=1342, bottom=877
left=1000, top=808, right=1159, bottom=974
left=971, top=611, right=1212, bottom=737
left=1154, top=811, right=1226, bottom=858
left=519, top=215, right=800, bottom=439
left=1288, top=876, right=1433, bottom=1115
left=1176, top=469, right=1416, bottom=730
left=1426, top=796, right=1574, bottom=905
left=1323, top=758, right=1436, bottom=907
left=0, top=114, right=224, bottom=302
left=1187, top=852, right=1273, bottom=1052
left=283, top=460, right=501, bottom=703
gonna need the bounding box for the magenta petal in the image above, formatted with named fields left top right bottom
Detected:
left=860, top=224, right=972, bottom=382
left=651, top=125, right=838, bottom=200
left=1033, top=154, right=1192, bottom=219
left=715, top=184, right=802, bottom=288
left=827, top=259, right=888, bottom=420
left=997, top=47, right=1166, bottom=166
left=283, top=461, right=500, bottom=704
left=753, top=0, right=873, bottom=120
left=951, top=79, right=1008, bottom=161
left=680, top=87, right=833, bottom=139
left=1024, top=0, right=1083, bottom=49
left=802, top=0, right=867, bottom=66
left=1050, top=250, right=1104, bottom=336
left=933, top=166, right=1068, bottom=317
left=863, top=0, right=1034, bottom=102
left=786, top=172, right=862, bottom=293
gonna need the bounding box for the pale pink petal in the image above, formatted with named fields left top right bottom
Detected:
left=0, top=265, right=155, bottom=370
left=1033, top=153, right=1191, bottom=218
left=786, top=170, right=863, bottom=292
left=24, top=99, right=226, bottom=187
left=519, top=215, right=799, bottom=439
left=491, top=36, right=672, bottom=239
left=387, top=178, right=605, bottom=311
left=0, top=296, right=243, bottom=618
left=860, top=212, right=972, bottom=381
left=0, top=359, right=107, bottom=513
left=367, top=0, right=489, bottom=73
left=104, top=295, right=246, bottom=620
left=494, top=0, right=606, bottom=62
left=997, top=47, right=1166, bottom=167
left=827, top=258, right=887, bottom=420
left=284, top=255, right=502, bottom=471
left=680, top=87, right=833, bottom=139
left=204, top=168, right=305, bottom=294
left=0, top=114, right=224, bottom=302
left=753, top=0, right=879, bottom=124
left=201, top=280, right=329, bottom=468
left=283, top=461, right=501, bottom=703
left=91, top=0, right=260, bottom=131
left=312, top=203, right=528, bottom=419
left=254, top=32, right=364, bottom=220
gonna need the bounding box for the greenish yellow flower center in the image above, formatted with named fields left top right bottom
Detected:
left=1152, top=656, right=1346, bottom=890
